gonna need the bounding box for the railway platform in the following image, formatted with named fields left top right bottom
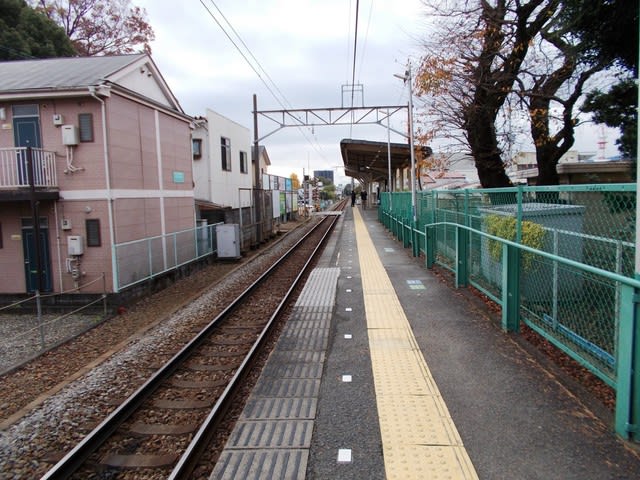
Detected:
left=211, top=204, right=640, bottom=479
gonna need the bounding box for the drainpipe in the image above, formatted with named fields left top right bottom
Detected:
left=53, top=203, right=63, bottom=291
left=89, top=86, right=117, bottom=293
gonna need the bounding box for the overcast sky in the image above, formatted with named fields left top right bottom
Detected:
left=136, top=0, right=426, bottom=184
left=136, top=0, right=620, bottom=185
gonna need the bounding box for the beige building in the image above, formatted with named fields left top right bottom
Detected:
left=0, top=54, right=194, bottom=295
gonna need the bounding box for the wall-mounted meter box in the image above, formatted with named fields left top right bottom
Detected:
left=53, top=114, right=64, bottom=126
left=67, top=235, right=84, bottom=255
left=62, top=125, right=79, bottom=145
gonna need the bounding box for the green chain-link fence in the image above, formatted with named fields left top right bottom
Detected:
left=380, top=184, right=639, bottom=441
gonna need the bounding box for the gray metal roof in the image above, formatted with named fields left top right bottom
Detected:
left=0, top=54, right=146, bottom=91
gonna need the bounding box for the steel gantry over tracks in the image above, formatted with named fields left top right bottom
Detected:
left=251, top=101, right=429, bottom=188
left=254, top=104, right=409, bottom=143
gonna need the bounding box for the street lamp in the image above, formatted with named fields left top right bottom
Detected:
left=394, top=64, right=416, bottom=223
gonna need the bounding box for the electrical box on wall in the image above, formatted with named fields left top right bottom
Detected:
left=61, top=219, right=72, bottom=230
left=62, top=125, right=79, bottom=145
left=67, top=235, right=84, bottom=255
left=53, top=114, right=64, bottom=126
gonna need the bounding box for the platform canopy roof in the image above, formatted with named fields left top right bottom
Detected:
left=340, top=138, right=432, bottom=186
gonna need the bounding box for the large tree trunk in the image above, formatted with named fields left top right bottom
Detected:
left=529, top=91, right=574, bottom=186
left=535, top=146, right=561, bottom=185
left=465, top=107, right=512, bottom=188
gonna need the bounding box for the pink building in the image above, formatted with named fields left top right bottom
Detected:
left=0, top=54, right=194, bottom=295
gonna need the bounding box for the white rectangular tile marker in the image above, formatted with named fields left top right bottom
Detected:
left=337, top=449, right=352, bottom=463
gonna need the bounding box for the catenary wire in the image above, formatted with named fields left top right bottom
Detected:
left=356, top=0, right=374, bottom=87
left=199, top=0, right=282, bottom=108
left=200, top=0, right=329, bottom=161
left=205, top=0, right=291, bottom=111
left=350, top=0, right=360, bottom=109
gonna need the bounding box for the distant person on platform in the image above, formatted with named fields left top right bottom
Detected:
left=360, top=190, right=367, bottom=209
left=351, top=190, right=356, bottom=207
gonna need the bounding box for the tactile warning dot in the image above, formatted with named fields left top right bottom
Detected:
left=375, top=395, right=463, bottom=446
left=369, top=347, right=439, bottom=395
left=383, top=444, right=478, bottom=480
left=363, top=294, right=407, bottom=329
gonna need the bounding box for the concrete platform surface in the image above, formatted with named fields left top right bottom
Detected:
left=213, top=205, right=640, bottom=480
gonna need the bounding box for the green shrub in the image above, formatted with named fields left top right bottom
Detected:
left=485, top=215, right=546, bottom=270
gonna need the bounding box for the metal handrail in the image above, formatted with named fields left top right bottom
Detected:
left=427, top=221, right=640, bottom=289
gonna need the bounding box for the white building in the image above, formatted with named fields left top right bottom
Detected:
left=192, top=109, right=253, bottom=213
left=510, top=150, right=597, bottom=172
left=419, top=152, right=480, bottom=189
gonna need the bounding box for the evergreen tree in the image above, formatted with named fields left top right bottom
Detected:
left=0, top=0, right=75, bottom=60
left=572, top=0, right=638, bottom=160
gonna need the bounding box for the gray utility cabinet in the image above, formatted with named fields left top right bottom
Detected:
left=216, top=224, right=241, bottom=259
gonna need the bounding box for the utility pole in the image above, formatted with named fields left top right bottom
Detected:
left=253, top=94, right=262, bottom=244
left=394, top=63, right=416, bottom=223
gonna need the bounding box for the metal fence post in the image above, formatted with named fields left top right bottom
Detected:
left=102, top=273, right=108, bottom=319
left=403, top=216, right=410, bottom=249
left=500, top=185, right=523, bottom=332
left=173, top=232, right=178, bottom=267
left=112, top=244, right=120, bottom=293
left=516, top=185, right=523, bottom=243
left=456, top=225, right=469, bottom=287
left=615, top=284, right=640, bottom=441
left=431, top=190, right=437, bottom=227
left=390, top=213, right=394, bottom=237
left=426, top=225, right=435, bottom=268
left=463, top=189, right=470, bottom=227
left=148, top=238, right=153, bottom=277
left=37, top=290, right=44, bottom=349
left=501, top=243, right=520, bottom=332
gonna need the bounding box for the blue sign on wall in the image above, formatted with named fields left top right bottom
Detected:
left=173, top=171, right=185, bottom=183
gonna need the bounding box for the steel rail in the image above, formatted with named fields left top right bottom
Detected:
left=169, top=208, right=342, bottom=479
left=41, top=208, right=343, bottom=480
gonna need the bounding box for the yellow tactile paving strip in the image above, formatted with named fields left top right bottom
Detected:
left=353, top=208, right=478, bottom=480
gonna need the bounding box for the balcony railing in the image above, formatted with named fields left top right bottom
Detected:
left=0, top=147, right=58, bottom=188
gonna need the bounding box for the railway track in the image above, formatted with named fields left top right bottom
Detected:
left=41, top=203, right=344, bottom=479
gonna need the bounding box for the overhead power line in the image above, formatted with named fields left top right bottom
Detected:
left=199, top=0, right=329, bottom=161
left=350, top=0, right=360, bottom=109
left=356, top=0, right=374, bottom=85
left=203, top=0, right=291, bottom=111
left=345, top=0, right=353, bottom=87
left=199, top=0, right=282, bottom=108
